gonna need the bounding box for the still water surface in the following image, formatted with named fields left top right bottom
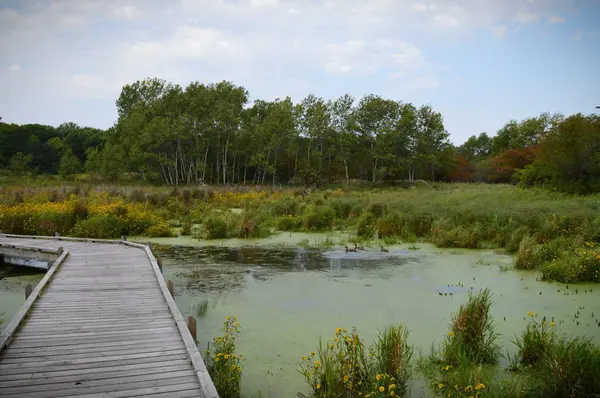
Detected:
left=159, top=244, right=600, bottom=397
left=1, top=243, right=599, bottom=397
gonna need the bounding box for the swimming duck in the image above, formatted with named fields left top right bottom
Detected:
left=354, top=243, right=365, bottom=251
left=380, top=245, right=389, bottom=253
left=345, top=245, right=357, bottom=253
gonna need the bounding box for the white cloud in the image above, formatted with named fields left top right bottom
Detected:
left=8, top=64, right=21, bottom=73
left=0, top=0, right=582, bottom=109
left=548, top=15, right=565, bottom=24
left=489, top=25, right=507, bottom=39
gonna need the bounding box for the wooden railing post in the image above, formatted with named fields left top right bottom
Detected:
left=25, top=284, right=33, bottom=300
left=121, top=235, right=127, bottom=241
left=167, top=280, right=174, bottom=297
left=54, top=232, right=60, bottom=237
left=187, top=316, right=197, bottom=341
left=157, top=256, right=163, bottom=273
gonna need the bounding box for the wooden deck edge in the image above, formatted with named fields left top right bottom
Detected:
left=122, top=241, right=220, bottom=398
left=0, top=242, right=63, bottom=255
left=0, top=233, right=123, bottom=244
left=0, top=249, right=70, bottom=352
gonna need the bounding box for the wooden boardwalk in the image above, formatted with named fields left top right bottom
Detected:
left=0, top=235, right=218, bottom=398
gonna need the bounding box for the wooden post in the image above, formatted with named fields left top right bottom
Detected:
left=167, top=280, right=174, bottom=297
left=25, top=284, right=33, bottom=300
left=54, top=232, right=60, bottom=237
left=121, top=235, right=127, bottom=241
left=187, top=316, right=197, bottom=341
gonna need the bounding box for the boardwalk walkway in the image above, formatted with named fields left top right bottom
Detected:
left=0, top=235, right=218, bottom=398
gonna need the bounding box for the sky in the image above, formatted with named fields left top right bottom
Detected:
left=0, top=0, right=599, bottom=145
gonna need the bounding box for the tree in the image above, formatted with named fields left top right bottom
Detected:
left=58, top=149, right=82, bottom=177
left=9, top=152, right=33, bottom=175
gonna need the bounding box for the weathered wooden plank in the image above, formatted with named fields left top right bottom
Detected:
left=0, top=343, right=186, bottom=363
left=0, top=359, right=192, bottom=382
left=0, top=353, right=190, bottom=376
left=127, top=242, right=219, bottom=398
left=13, top=326, right=178, bottom=341
left=2, top=337, right=182, bottom=354
left=0, top=235, right=216, bottom=397
left=0, top=376, right=198, bottom=397
left=14, top=321, right=176, bottom=336
left=0, top=369, right=195, bottom=392
left=2, top=340, right=183, bottom=358
left=0, top=250, right=70, bottom=352
left=0, top=349, right=189, bottom=372
left=55, top=382, right=202, bottom=398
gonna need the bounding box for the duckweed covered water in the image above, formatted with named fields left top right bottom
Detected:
left=0, top=264, right=44, bottom=329
left=159, top=243, right=600, bottom=397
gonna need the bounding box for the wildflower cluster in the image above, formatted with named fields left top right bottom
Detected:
left=204, top=316, right=243, bottom=398
left=299, top=325, right=412, bottom=397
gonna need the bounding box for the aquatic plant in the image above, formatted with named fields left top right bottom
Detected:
left=204, top=316, right=243, bottom=398
left=511, top=312, right=557, bottom=367
left=444, top=288, right=500, bottom=365
left=193, top=299, right=210, bottom=318
left=299, top=325, right=413, bottom=397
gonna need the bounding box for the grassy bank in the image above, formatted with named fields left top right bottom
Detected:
left=1, top=183, right=599, bottom=282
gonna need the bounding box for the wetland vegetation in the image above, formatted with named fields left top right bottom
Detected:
left=1, top=78, right=599, bottom=396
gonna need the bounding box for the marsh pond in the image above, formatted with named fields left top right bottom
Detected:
left=1, top=238, right=599, bottom=397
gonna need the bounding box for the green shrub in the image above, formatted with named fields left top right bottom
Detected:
left=275, top=215, right=302, bottom=231
left=72, top=216, right=127, bottom=239
left=376, top=213, right=403, bottom=238
left=302, top=205, right=335, bottom=231
left=271, top=197, right=299, bottom=216
left=367, top=202, right=387, bottom=218
left=202, top=213, right=234, bottom=239
left=146, top=222, right=174, bottom=237
left=541, top=242, right=600, bottom=283
left=330, top=198, right=360, bottom=219
left=356, top=212, right=376, bottom=238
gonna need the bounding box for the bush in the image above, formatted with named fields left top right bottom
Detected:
left=541, top=242, right=600, bottom=283
left=202, top=213, right=235, bottom=239
left=276, top=215, right=302, bottom=231
left=302, top=205, right=335, bottom=231
left=72, top=215, right=127, bottom=239
left=204, top=316, right=243, bottom=398
left=356, top=213, right=376, bottom=238
left=367, top=202, right=387, bottom=218
left=376, top=213, right=403, bottom=238
left=145, top=222, right=174, bottom=237
left=515, top=235, right=540, bottom=270
left=330, top=198, right=360, bottom=219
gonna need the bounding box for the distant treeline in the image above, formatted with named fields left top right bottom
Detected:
left=1, top=78, right=599, bottom=193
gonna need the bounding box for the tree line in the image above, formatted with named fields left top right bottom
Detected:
left=1, top=77, right=598, bottom=193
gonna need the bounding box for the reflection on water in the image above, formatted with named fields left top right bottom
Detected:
left=0, top=264, right=45, bottom=330
left=161, top=244, right=600, bottom=397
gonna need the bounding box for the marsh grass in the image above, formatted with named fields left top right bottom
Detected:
left=511, top=313, right=557, bottom=368
left=2, top=182, right=600, bottom=282
left=299, top=325, right=413, bottom=397
left=445, top=288, right=500, bottom=365
left=193, top=299, right=210, bottom=318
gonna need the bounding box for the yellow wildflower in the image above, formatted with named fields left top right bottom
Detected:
left=465, top=385, right=473, bottom=392
left=527, top=311, right=533, bottom=317
left=379, top=386, right=385, bottom=392
left=330, top=344, right=335, bottom=349
left=448, top=331, right=455, bottom=337
left=314, top=360, right=320, bottom=367
left=236, top=321, right=240, bottom=326
left=475, top=383, right=485, bottom=390
left=389, top=384, right=396, bottom=390
left=310, top=351, right=316, bottom=356
left=224, top=354, right=230, bottom=359
left=302, top=355, right=307, bottom=361
left=550, top=321, right=556, bottom=327
left=439, top=383, right=444, bottom=389
left=390, top=392, right=395, bottom=396
left=316, top=383, right=321, bottom=389
left=227, top=316, right=231, bottom=320
left=344, top=375, right=349, bottom=383
left=231, top=365, right=236, bottom=370
left=376, top=374, right=382, bottom=381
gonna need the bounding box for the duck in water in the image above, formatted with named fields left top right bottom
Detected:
left=354, top=243, right=365, bottom=251
left=380, top=245, right=389, bottom=253
left=345, top=245, right=357, bottom=253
